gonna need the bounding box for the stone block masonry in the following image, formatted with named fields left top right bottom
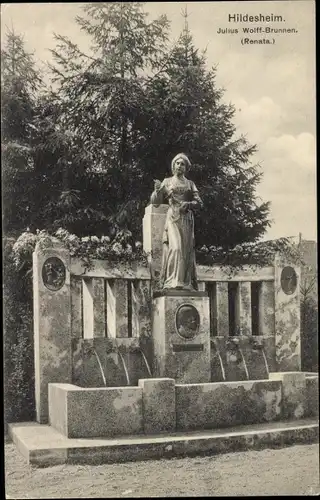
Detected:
left=269, top=371, right=307, bottom=420
left=138, top=378, right=176, bottom=434
left=33, top=241, right=72, bottom=424
left=48, top=384, right=143, bottom=438
left=152, top=293, right=211, bottom=383
left=176, top=380, right=282, bottom=431
left=48, top=378, right=292, bottom=438
left=306, top=376, right=319, bottom=418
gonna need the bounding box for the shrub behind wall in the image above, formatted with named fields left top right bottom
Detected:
left=3, top=238, right=35, bottom=426
left=301, top=298, right=318, bottom=373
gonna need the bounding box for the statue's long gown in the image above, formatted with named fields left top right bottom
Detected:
left=150, top=176, right=203, bottom=290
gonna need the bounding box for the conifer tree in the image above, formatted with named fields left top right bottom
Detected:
left=1, top=28, right=42, bottom=235
left=48, top=3, right=270, bottom=245
left=142, top=7, right=270, bottom=248
left=49, top=2, right=170, bottom=236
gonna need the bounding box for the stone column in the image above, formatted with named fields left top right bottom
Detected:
left=152, top=291, right=211, bottom=383
left=258, top=280, right=276, bottom=372
left=82, top=277, right=106, bottom=338
left=131, top=280, right=152, bottom=338
left=70, top=276, right=82, bottom=338
left=215, top=282, right=229, bottom=337
left=143, top=204, right=169, bottom=274
left=33, top=240, right=72, bottom=423
left=106, top=279, right=129, bottom=338
left=269, top=372, right=307, bottom=419
left=235, top=282, right=252, bottom=336
left=274, top=253, right=301, bottom=371
left=258, top=281, right=275, bottom=337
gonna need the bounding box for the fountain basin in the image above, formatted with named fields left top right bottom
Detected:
left=48, top=373, right=318, bottom=439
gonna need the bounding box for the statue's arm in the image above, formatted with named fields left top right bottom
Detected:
left=189, top=181, right=203, bottom=208
left=150, top=179, right=167, bottom=205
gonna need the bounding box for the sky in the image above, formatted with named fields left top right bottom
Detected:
left=1, top=1, right=317, bottom=242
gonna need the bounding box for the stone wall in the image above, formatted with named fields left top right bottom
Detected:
left=33, top=241, right=302, bottom=423
left=48, top=374, right=316, bottom=439
left=175, top=380, right=282, bottom=431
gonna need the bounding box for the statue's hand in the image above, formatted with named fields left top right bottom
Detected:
left=180, top=202, right=189, bottom=213
left=154, top=179, right=162, bottom=192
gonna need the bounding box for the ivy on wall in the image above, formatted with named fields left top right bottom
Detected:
left=12, top=228, right=302, bottom=274
left=12, top=228, right=149, bottom=272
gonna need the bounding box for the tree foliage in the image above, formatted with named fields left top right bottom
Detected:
left=3, top=237, right=35, bottom=425
left=1, top=28, right=42, bottom=235
left=140, top=19, right=270, bottom=247
left=44, top=3, right=270, bottom=246
left=3, top=3, right=271, bottom=248
left=46, top=2, right=170, bottom=237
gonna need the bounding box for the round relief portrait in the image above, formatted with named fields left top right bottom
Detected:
left=280, top=266, right=297, bottom=295
left=175, top=304, right=200, bottom=339
left=42, top=257, right=66, bottom=291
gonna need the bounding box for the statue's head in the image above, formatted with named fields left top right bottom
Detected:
left=171, top=153, right=191, bottom=175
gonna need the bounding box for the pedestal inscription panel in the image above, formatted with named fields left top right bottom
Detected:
left=152, top=292, right=210, bottom=383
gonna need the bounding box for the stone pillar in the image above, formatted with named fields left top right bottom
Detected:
left=152, top=290, right=211, bottom=383
left=131, top=280, right=152, bottom=338
left=257, top=280, right=276, bottom=372
left=82, top=277, right=105, bottom=338
left=143, top=204, right=169, bottom=274
left=269, top=372, right=307, bottom=419
left=138, top=378, right=176, bottom=434
left=274, top=254, right=301, bottom=371
left=235, top=282, right=252, bottom=336
left=70, top=276, right=82, bottom=338
left=106, top=279, right=128, bottom=338
left=33, top=240, right=72, bottom=423
left=258, top=281, right=275, bottom=337
left=215, top=282, right=229, bottom=337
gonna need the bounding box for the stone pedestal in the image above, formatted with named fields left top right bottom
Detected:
left=143, top=204, right=168, bottom=273
left=152, top=290, right=211, bottom=383
left=33, top=240, right=72, bottom=423
left=274, top=254, right=301, bottom=371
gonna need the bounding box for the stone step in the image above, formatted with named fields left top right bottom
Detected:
left=9, top=418, right=319, bottom=467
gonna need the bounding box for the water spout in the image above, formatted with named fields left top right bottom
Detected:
left=249, top=337, right=269, bottom=378
left=227, top=338, right=249, bottom=381
left=140, top=349, right=152, bottom=377
left=216, top=350, right=226, bottom=381
left=238, top=347, right=250, bottom=381
left=93, top=349, right=107, bottom=387
left=117, top=349, right=131, bottom=385
left=211, top=339, right=226, bottom=381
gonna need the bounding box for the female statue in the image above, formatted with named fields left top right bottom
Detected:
left=150, top=153, right=203, bottom=290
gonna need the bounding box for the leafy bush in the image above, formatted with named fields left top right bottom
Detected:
left=301, top=297, right=318, bottom=372
left=3, top=238, right=34, bottom=425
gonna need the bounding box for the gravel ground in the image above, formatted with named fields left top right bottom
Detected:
left=5, top=442, right=320, bottom=498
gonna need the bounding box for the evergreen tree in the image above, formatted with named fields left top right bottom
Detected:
left=1, top=28, right=42, bottom=235
left=48, top=3, right=270, bottom=246
left=48, top=2, right=170, bottom=237
left=142, top=9, right=270, bottom=248
left=1, top=28, right=83, bottom=236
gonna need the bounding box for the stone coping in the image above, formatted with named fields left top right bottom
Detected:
left=9, top=418, right=319, bottom=467
left=51, top=378, right=280, bottom=392
left=153, top=289, right=208, bottom=298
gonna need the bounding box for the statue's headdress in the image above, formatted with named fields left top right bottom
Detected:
left=171, top=153, right=191, bottom=173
